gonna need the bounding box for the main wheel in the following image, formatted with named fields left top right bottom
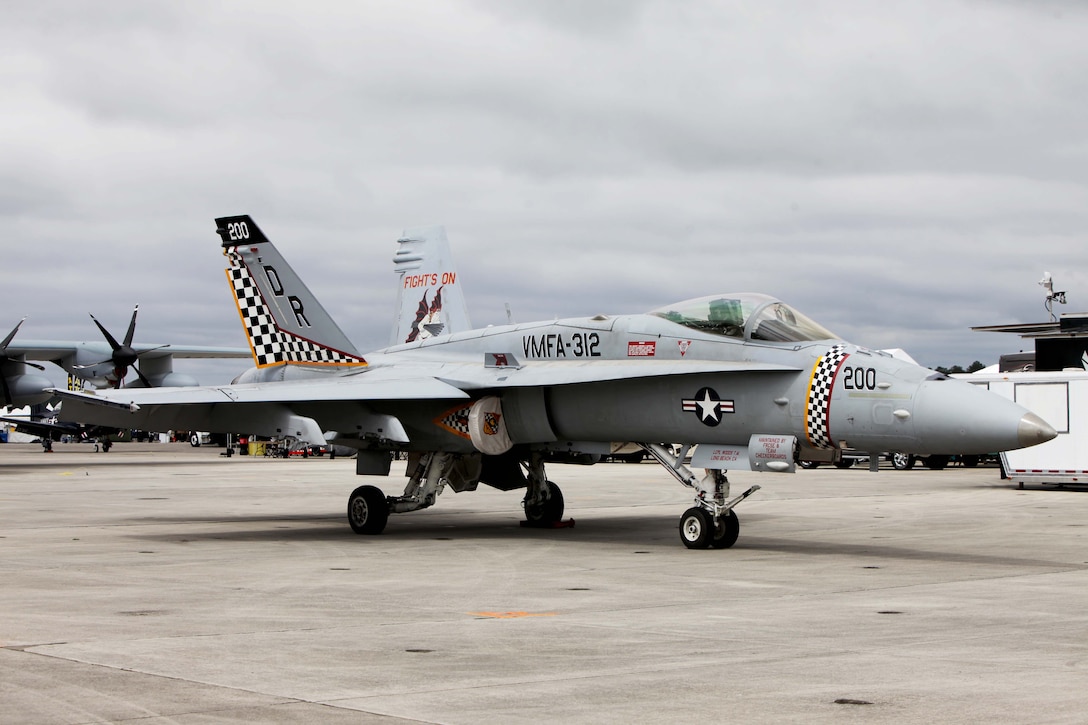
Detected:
left=961, top=455, right=980, bottom=468
left=924, top=455, right=949, bottom=471
left=679, top=507, right=713, bottom=549
left=347, top=485, right=389, bottom=535
left=525, top=481, right=564, bottom=526
left=710, top=509, right=740, bottom=549
left=833, top=458, right=854, bottom=469
left=799, top=460, right=821, bottom=469
left=891, top=452, right=915, bottom=470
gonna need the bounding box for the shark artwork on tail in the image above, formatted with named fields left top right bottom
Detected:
left=56, top=215, right=1057, bottom=549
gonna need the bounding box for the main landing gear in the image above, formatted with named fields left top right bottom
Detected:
left=347, top=484, right=389, bottom=535
left=346, top=444, right=756, bottom=549
left=346, top=450, right=568, bottom=536
left=639, top=443, right=761, bottom=550
left=522, top=451, right=565, bottom=526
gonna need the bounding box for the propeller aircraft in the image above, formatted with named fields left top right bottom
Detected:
left=2, top=308, right=250, bottom=408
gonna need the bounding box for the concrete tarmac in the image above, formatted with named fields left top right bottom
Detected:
left=1, top=442, right=1086, bottom=724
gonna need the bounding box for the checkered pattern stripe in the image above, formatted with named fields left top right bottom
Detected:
left=434, top=405, right=472, bottom=439
left=805, top=344, right=849, bottom=449
left=226, top=252, right=366, bottom=368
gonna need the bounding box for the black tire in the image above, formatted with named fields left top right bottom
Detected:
left=525, top=481, right=564, bottom=526
left=834, top=458, right=854, bottom=469
left=679, top=507, right=713, bottom=549
left=347, top=485, right=389, bottom=535
left=891, top=452, right=914, bottom=470
left=799, top=460, right=821, bottom=469
left=961, top=455, right=980, bottom=468
left=709, top=510, right=740, bottom=549
left=190, top=434, right=200, bottom=447
left=924, top=455, right=950, bottom=471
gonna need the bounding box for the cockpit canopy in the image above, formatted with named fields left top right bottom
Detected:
left=649, top=293, right=838, bottom=343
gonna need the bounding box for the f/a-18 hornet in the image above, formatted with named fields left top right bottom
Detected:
left=56, top=216, right=1057, bottom=549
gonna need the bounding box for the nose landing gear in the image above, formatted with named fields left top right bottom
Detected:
left=639, top=443, right=760, bottom=550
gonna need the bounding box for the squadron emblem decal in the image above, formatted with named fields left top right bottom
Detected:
left=482, top=411, right=502, bottom=436
left=682, top=387, right=735, bottom=427
left=434, top=404, right=472, bottom=439
left=405, top=286, right=445, bottom=343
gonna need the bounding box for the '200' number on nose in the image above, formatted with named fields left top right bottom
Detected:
left=842, top=366, right=877, bottom=391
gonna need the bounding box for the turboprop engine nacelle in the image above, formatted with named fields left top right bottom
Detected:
left=4, top=372, right=54, bottom=407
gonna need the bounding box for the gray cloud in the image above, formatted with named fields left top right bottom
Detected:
left=4, top=0, right=1087, bottom=386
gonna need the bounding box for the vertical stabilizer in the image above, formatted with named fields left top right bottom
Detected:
left=215, top=216, right=366, bottom=368
left=391, top=226, right=471, bottom=346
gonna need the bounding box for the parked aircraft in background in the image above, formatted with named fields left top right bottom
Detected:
left=1, top=403, right=125, bottom=449
left=1, top=308, right=250, bottom=408
left=56, top=216, right=1056, bottom=549
left=0, top=319, right=53, bottom=407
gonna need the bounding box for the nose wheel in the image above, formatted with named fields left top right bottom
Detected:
left=679, top=508, right=740, bottom=549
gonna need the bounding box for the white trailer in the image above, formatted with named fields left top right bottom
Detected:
left=956, top=370, right=1088, bottom=487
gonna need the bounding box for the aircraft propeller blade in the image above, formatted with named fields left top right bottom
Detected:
left=123, top=305, right=139, bottom=347
left=1, top=318, right=48, bottom=405
left=89, top=313, right=123, bottom=352
left=1, top=318, right=27, bottom=351
left=88, top=306, right=143, bottom=387
left=131, top=366, right=153, bottom=388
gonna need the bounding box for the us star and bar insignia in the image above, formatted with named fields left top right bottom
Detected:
left=682, top=387, right=735, bottom=427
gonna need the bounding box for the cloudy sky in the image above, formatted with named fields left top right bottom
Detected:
left=4, top=0, right=1088, bottom=385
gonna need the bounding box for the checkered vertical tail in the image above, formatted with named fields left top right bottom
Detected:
left=218, top=217, right=366, bottom=368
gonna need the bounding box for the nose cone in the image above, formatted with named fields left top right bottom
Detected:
left=1018, top=411, right=1058, bottom=448
left=913, top=380, right=1058, bottom=455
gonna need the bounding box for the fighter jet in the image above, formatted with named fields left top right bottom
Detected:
left=55, top=215, right=1057, bottom=549
left=1, top=308, right=250, bottom=407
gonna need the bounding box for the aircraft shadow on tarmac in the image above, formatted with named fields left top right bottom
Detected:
left=122, top=511, right=1076, bottom=569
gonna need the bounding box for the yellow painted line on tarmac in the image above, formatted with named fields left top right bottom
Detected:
left=469, top=611, right=557, bottom=619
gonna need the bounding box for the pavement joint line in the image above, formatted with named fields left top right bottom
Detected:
left=3, top=646, right=421, bottom=722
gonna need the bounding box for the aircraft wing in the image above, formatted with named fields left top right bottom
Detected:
left=51, top=373, right=471, bottom=407
left=9, top=340, right=250, bottom=360
left=53, top=359, right=798, bottom=446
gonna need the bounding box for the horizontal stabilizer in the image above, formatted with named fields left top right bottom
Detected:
left=9, top=341, right=250, bottom=361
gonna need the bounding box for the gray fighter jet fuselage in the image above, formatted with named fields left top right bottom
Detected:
left=228, top=296, right=1047, bottom=460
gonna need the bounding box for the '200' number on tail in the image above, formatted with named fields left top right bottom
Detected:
left=226, top=221, right=250, bottom=241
